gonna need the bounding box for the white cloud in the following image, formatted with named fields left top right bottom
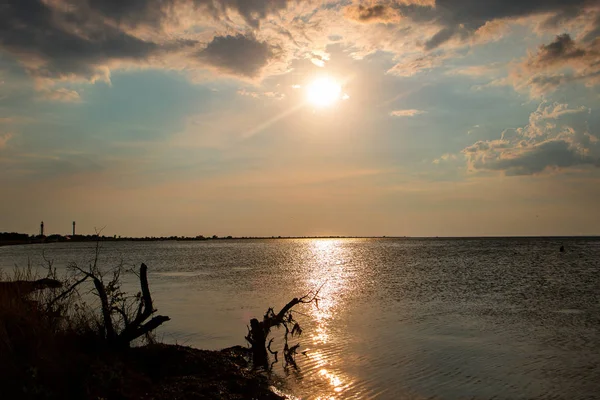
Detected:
left=237, top=89, right=284, bottom=99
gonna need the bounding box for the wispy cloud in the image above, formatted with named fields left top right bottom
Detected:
left=446, top=63, right=503, bottom=77
left=41, top=88, right=82, bottom=103
left=433, top=153, right=458, bottom=164
left=237, top=89, right=260, bottom=98
left=390, top=109, right=427, bottom=117
left=237, top=88, right=285, bottom=99
left=387, top=53, right=448, bottom=77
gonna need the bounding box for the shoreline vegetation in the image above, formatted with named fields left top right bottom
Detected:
left=0, top=254, right=298, bottom=399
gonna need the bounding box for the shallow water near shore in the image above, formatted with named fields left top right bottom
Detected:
left=1, top=238, right=599, bottom=399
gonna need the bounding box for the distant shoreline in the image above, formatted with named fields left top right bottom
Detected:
left=2, top=235, right=599, bottom=248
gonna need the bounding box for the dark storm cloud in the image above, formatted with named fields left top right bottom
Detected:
left=78, top=0, right=294, bottom=29
left=218, top=0, right=292, bottom=28
left=0, top=0, right=295, bottom=82
left=516, top=33, right=600, bottom=94
left=0, top=0, right=169, bottom=80
left=424, top=26, right=461, bottom=50
left=392, top=0, right=598, bottom=49
left=85, top=0, right=172, bottom=27
left=433, top=0, right=589, bottom=28
left=526, top=34, right=589, bottom=69
left=197, top=34, right=277, bottom=78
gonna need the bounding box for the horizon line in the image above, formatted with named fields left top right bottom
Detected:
left=2, top=232, right=599, bottom=240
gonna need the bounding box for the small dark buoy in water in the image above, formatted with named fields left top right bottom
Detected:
left=560, top=245, right=565, bottom=252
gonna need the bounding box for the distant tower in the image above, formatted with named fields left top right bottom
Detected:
left=73, top=221, right=76, bottom=236
left=40, top=221, right=44, bottom=236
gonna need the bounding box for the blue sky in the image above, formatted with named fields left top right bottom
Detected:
left=1, top=0, right=599, bottom=237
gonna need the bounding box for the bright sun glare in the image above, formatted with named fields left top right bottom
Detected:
left=306, top=77, right=342, bottom=107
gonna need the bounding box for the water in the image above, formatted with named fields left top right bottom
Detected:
left=1, top=238, right=599, bottom=399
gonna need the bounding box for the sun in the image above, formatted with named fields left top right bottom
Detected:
left=306, top=77, right=342, bottom=107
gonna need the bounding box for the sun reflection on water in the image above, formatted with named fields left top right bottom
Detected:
left=319, top=369, right=346, bottom=392
left=303, top=348, right=352, bottom=399
left=299, top=239, right=356, bottom=399
left=307, top=240, right=346, bottom=345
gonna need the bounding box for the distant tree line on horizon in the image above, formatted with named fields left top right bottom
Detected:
left=0, top=232, right=372, bottom=246
left=0, top=232, right=240, bottom=245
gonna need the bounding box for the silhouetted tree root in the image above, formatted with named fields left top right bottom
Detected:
left=245, top=287, right=321, bottom=369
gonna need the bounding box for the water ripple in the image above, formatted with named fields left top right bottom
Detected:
left=2, top=238, right=600, bottom=399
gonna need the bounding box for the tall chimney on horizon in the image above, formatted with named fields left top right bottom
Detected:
left=40, top=221, right=44, bottom=236
left=73, top=221, right=76, bottom=236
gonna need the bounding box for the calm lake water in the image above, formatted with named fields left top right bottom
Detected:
left=1, top=238, right=599, bottom=399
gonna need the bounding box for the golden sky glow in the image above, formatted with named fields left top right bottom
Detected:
left=1, top=1, right=599, bottom=237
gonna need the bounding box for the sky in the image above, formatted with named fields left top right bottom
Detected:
left=1, top=0, right=599, bottom=237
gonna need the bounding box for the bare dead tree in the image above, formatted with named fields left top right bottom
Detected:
left=68, top=254, right=170, bottom=348
left=245, top=287, right=322, bottom=369
left=116, top=263, right=170, bottom=345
